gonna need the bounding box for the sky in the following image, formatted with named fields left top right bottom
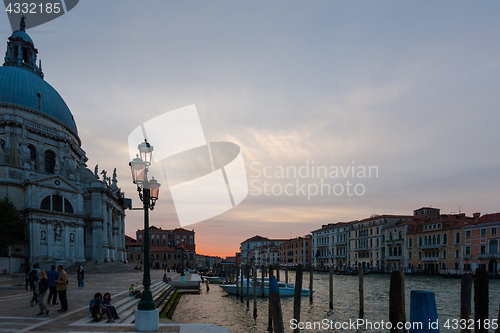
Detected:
left=2, top=1, right=500, bottom=257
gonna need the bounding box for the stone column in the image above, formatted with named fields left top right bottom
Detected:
left=77, top=222, right=85, bottom=262
left=32, top=220, right=41, bottom=262
left=92, top=221, right=102, bottom=261
left=47, top=220, right=54, bottom=261
left=64, top=222, right=70, bottom=260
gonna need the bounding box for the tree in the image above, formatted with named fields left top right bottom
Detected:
left=0, top=197, right=26, bottom=249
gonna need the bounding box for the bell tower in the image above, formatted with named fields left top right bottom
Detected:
left=3, top=16, right=44, bottom=79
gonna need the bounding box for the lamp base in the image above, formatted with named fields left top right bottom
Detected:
left=180, top=275, right=186, bottom=281
left=135, top=309, right=159, bottom=332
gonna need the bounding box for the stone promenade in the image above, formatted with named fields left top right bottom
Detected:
left=0, top=267, right=228, bottom=333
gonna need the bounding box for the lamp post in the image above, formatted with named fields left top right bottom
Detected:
left=130, top=139, right=161, bottom=331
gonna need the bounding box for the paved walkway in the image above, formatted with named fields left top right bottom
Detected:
left=0, top=268, right=228, bottom=333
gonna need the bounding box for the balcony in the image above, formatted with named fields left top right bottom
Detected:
left=354, top=246, right=372, bottom=251
left=478, top=253, right=500, bottom=259
left=463, top=254, right=471, bottom=260
left=422, top=257, right=439, bottom=262
left=385, top=255, right=404, bottom=261
left=334, top=254, right=347, bottom=258
left=421, top=244, right=442, bottom=250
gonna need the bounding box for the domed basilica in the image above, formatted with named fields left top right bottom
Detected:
left=0, top=19, right=128, bottom=271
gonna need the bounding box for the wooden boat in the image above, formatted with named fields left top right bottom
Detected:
left=220, top=278, right=313, bottom=297
left=205, top=276, right=223, bottom=284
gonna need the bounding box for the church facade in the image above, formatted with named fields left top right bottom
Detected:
left=0, top=20, right=128, bottom=271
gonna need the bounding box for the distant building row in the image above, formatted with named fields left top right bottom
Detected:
left=239, top=207, right=500, bottom=275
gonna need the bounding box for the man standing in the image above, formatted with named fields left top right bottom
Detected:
left=28, top=263, right=39, bottom=306
left=56, top=265, right=68, bottom=312
left=47, top=265, right=59, bottom=305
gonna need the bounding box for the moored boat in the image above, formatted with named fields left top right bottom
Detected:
left=220, top=278, right=313, bottom=296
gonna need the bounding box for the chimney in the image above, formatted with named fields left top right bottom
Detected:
left=473, top=212, right=480, bottom=218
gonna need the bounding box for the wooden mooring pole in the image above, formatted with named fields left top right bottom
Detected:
left=276, top=265, right=280, bottom=282
left=269, top=276, right=284, bottom=333
left=246, top=264, right=250, bottom=308
left=359, top=264, right=364, bottom=318
left=293, top=264, right=303, bottom=333
left=268, top=265, right=274, bottom=332
left=461, top=274, right=472, bottom=333
left=261, top=265, right=265, bottom=297
left=410, top=290, right=438, bottom=333
left=240, top=264, right=244, bottom=303
left=474, top=268, right=489, bottom=333
left=236, top=265, right=239, bottom=297
left=309, top=264, right=313, bottom=304
left=389, top=271, right=405, bottom=333
left=253, top=265, right=257, bottom=318
left=285, top=266, right=288, bottom=284
left=329, top=266, right=333, bottom=309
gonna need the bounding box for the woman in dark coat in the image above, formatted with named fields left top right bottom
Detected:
left=36, top=270, right=50, bottom=316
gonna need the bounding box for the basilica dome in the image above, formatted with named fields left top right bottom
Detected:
left=0, top=25, right=78, bottom=136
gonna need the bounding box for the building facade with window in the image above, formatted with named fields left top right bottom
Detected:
left=407, top=213, right=472, bottom=274
left=280, top=236, right=311, bottom=267
left=463, top=213, right=500, bottom=274
left=240, top=235, right=286, bottom=265
left=349, top=214, right=412, bottom=269
left=135, top=226, right=196, bottom=270
left=0, top=25, right=128, bottom=271
left=311, top=222, right=350, bottom=269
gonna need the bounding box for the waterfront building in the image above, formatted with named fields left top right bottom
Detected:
left=135, top=226, right=196, bottom=270
left=406, top=212, right=472, bottom=274
left=125, top=235, right=141, bottom=262
left=279, top=236, right=311, bottom=267
left=0, top=22, right=128, bottom=272
left=463, top=212, right=500, bottom=274
left=349, top=214, right=412, bottom=269
left=311, top=222, right=350, bottom=269
left=252, top=244, right=280, bottom=267
left=240, top=235, right=286, bottom=265
left=196, top=255, right=222, bottom=269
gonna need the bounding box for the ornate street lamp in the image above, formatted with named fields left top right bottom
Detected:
left=130, top=139, right=161, bottom=331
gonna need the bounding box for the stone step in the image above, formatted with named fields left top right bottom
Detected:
left=69, top=281, right=171, bottom=326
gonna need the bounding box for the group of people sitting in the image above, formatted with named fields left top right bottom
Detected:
left=89, top=292, right=120, bottom=323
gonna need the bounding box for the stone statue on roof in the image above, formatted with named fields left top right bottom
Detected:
left=20, top=16, right=26, bottom=31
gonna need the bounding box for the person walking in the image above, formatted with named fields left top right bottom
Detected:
left=77, top=266, right=85, bottom=288
left=56, top=265, right=68, bottom=312
left=47, top=265, right=59, bottom=306
left=36, top=270, right=50, bottom=316
left=28, top=264, right=39, bottom=306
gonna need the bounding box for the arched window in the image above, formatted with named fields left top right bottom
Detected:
left=398, top=247, right=402, bottom=256
left=433, top=235, right=436, bottom=244
left=424, top=236, right=428, bottom=245
left=398, top=231, right=402, bottom=239
left=489, top=239, right=498, bottom=254
left=389, top=233, right=393, bottom=240
left=389, top=248, right=393, bottom=256
left=382, top=234, right=385, bottom=242
left=29, top=145, right=36, bottom=169
left=418, top=237, right=422, bottom=246
left=437, top=235, right=441, bottom=244
left=408, top=238, right=413, bottom=248
left=40, top=195, right=73, bottom=213
left=44, top=151, right=56, bottom=174
left=443, top=234, right=448, bottom=245
left=455, top=232, right=461, bottom=244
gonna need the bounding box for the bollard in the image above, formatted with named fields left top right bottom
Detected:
left=293, top=264, right=303, bottom=333
left=410, top=290, right=439, bottom=333
left=269, top=276, right=284, bottom=333
left=329, top=266, right=333, bottom=309
left=285, top=266, right=289, bottom=284
left=253, top=265, right=257, bottom=318
left=474, top=268, right=489, bottom=333
left=460, top=274, right=472, bottom=333
left=389, top=271, right=405, bottom=333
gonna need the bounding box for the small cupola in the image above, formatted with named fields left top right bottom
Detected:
left=3, top=16, right=44, bottom=79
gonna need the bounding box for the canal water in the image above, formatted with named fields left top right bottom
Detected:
left=173, top=272, right=500, bottom=332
